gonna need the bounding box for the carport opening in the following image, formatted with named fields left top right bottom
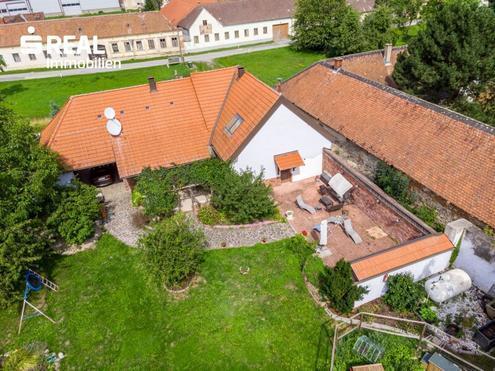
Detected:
left=75, top=163, right=119, bottom=187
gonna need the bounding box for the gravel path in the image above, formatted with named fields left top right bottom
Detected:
left=100, top=182, right=144, bottom=247
left=199, top=221, right=295, bottom=249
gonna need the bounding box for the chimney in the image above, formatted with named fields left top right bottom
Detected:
left=384, top=43, right=393, bottom=66
left=237, top=66, right=245, bottom=79
left=333, top=57, right=343, bottom=70
left=148, top=76, right=157, bottom=92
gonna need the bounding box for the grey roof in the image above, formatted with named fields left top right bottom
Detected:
left=429, top=353, right=461, bottom=371
left=178, top=0, right=295, bottom=29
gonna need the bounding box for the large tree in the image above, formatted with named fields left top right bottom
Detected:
left=376, top=0, right=423, bottom=29
left=393, top=0, right=495, bottom=102
left=362, top=5, right=395, bottom=50
left=0, top=103, right=61, bottom=306
left=143, top=0, right=163, bottom=11
left=293, top=0, right=364, bottom=56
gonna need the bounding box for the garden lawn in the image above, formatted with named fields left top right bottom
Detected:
left=0, top=234, right=332, bottom=369
left=215, top=47, right=325, bottom=86
left=0, top=64, right=190, bottom=119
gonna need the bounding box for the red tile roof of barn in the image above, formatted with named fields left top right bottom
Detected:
left=281, top=62, right=495, bottom=228
left=41, top=68, right=237, bottom=177
left=209, top=70, right=280, bottom=160
left=160, top=0, right=221, bottom=26
left=351, top=234, right=454, bottom=282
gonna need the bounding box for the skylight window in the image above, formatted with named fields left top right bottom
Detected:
left=225, top=114, right=244, bottom=135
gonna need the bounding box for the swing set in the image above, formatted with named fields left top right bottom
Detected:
left=18, top=269, right=59, bottom=334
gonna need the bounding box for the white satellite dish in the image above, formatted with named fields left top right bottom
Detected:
left=106, top=118, right=122, bottom=136
left=104, top=107, right=116, bottom=120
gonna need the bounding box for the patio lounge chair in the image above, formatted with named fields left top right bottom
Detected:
left=319, top=219, right=328, bottom=246
left=296, top=195, right=316, bottom=215
left=343, top=218, right=363, bottom=244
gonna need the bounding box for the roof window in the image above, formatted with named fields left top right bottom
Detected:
left=225, top=114, right=244, bottom=135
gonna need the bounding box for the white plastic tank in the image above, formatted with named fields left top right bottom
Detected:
left=425, top=269, right=472, bottom=303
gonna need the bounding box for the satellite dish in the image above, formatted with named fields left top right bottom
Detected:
left=106, top=118, right=122, bottom=136
left=104, top=107, right=116, bottom=120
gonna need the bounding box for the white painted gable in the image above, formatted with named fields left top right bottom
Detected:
left=233, top=103, right=332, bottom=180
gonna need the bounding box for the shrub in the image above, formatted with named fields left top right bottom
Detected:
left=383, top=273, right=425, bottom=313
left=375, top=161, right=412, bottom=205
left=319, top=259, right=368, bottom=314
left=412, top=204, right=444, bottom=232
left=211, top=169, right=276, bottom=224
left=197, top=205, right=226, bottom=225
left=48, top=182, right=100, bottom=245
left=134, top=168, right=177, bottom=217
left=140, top=213, right=205, bottom=288
left=284, top=235, right=314, bottom=270
left=420, top=305, right=439, bottom=324
left=304, top=254, right=325, bottom=287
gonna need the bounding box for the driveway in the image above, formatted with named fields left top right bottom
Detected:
left=100, top=182, right=144, bottom=247
left=0, top=41, right=289, bottom=82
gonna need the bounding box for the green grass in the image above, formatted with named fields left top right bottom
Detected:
left=0, top=64, right=190, bottom=119
left=215, top=47, right=326, bottom=86
left=0, top=235, right=332, bottom=369
left=394, top=24, right=423, bottom=46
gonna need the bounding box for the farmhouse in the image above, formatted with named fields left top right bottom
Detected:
left=41, top=65, right=458, bottom=307
left=281, top=45, right=495, bottom=229
left=0, top=12, right=182, bottom=70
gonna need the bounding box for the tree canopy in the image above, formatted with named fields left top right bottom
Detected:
left=143, top=0, right=163, bottom=11
left=393, top=0, right=495, bottom=103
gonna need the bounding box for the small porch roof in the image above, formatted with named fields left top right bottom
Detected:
left=274, top=150, right=305, bottom=171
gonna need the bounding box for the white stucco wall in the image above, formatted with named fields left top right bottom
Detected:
left=233, top=104, right=332, bottom=180
left=354, top=249, right=452, bottom=307
left=182, top=8, right=293, bottom=52
left=0, top=0, right=121, bottom=16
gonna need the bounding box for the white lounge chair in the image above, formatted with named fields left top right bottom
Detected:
left=343, top=218, right=362, bottom=244
left=319, top=219, right=328, bottom=246
left=296, top=195, right=316, bottom=215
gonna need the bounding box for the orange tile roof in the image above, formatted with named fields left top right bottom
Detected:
left=274, top=150, right=304, bottom=171
left=41, top=68, right=237, bottom=177
left=160, top=0, right=221, bottom=25
left=210, top=71, right=280, bottom=160
left=351, top=234, right=454, bottom=282
left=281, top=63, right=495, bottom=228
left=0, top=12, right=176, bottom=48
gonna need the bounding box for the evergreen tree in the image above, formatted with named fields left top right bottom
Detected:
left=362, top=5, right=395, bottom=50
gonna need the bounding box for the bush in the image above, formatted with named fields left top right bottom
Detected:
left=383, top=273, right=425, bottom=313
left=284, top=235, right=315, bottom=270
left=375, top=161, right=412, bottom=205
left=140, top=213, right=206, bottom=288
left=211, top=169, right=276, bottom=224
left=197, top=205, right=226, bottom=225
left=319, top=259, right=368, bottom=314
left=134, top=168, right=177, bottom=217
left=420, top=305, right=439, bottom=324
left=304, top=254, right=325, bottom=287
left=48, top=182, right=100, bottom=245
left=412, top=204, right=444, bottom=232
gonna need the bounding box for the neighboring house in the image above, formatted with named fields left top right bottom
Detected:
left=0, top=12, right=181, bottom=70
left=120, top=0, right=145, bottom=11
left=0, top=11, right=44, bottom=24
left=161, top=0, right=295, bottom=52
left=0, top=0, right=121, bottom=17
left=40, top=66, right=332, bottom=184
left=40, top=66, right=454, bottom=307
left=281, top=45, right=495, bottom=229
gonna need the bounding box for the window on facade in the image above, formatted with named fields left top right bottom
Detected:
left=202, top=19, right=208, bottom=26
left=148, top=39, right=155, bottom=49
left=244, top=29, right=249, bottom=37
left=171, top=37, right=178, bottom=47
left=72, top=47, right=80, bottom=56
left=204, top=34, right=210, bottom=43
left=254, top=27, right=258, bottom=36
left=263, top=26, right=268, bottom=34
left=159, top=38, right=167, bottom=48
left=12, top=53, right=20, bottom=62
left=225, top=114, right=244, bottom=135
left=124, top=41, right=132, bottom=52
left=59, top=49, right=67, bottom=58
left=28, top=53, right=36, bottom=61
left=234, top=30, right=239, bottom=38
left=136, top=40, right=143, bottom=51
left=43, top=50, right=51, bottom=59
left=194, top=36, right=199, bottom=44
left=224, top=31, right=230, bottom=40
left=111, top=43, right=119, bottom=53
left=214, top=33, right=219, bottom=41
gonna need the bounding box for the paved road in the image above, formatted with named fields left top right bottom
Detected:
left=0, top=41, right=290, bottom=82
